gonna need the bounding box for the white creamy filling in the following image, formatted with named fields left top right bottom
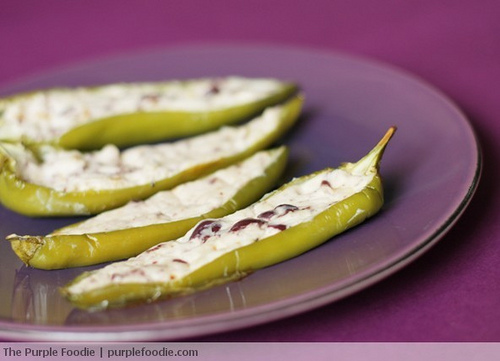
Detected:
left=0, top=77, right=286, bottom=141
left=67, top=168, right=373, bottom=294
left=54, top=149, right=281, bottom=234
left=17, top=105, right=283, bottom=192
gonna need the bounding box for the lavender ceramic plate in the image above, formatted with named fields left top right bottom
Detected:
left=0, top=45, right=481, bottom=341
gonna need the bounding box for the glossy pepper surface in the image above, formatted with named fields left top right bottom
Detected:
left=61, top=127, right=396, bottom=311
left=7, top=147, right=288, bottom=269
left=0, top=96, right=302, bottom=217
left=0, top=77, right=298, bottom=150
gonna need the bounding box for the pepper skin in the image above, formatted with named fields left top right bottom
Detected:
left=0, top=77, right=298, bottom=150
left=7, top=147, right=289, bottom=269
left=61, top=127, right=396, bottom=311
left=0, top=96, right=302, bottom=217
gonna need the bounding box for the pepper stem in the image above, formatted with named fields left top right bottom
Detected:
left=351, top=126, right=397, bottom=175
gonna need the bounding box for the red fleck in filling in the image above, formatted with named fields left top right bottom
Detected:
left=111, top=268, right=145, bottom=280
left=141, top=93, right=160, bottom=103
left=146, top=244, right=163, bottom=253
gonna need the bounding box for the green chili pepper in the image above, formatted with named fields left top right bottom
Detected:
left=0, top=77, right=297, bottom=150
left=0, top=96, right=302, bottom=217
left=61, top=127, right=396, bottom=311
left=7, top=147, right=288, bottom=269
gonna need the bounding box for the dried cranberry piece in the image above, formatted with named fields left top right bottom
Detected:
left=229, top=218, right=266, bottom=232
left=274, top=204, right=299, bottom=216
left=258, top=204, right=298, bottom=220
left=269, top=224, right=287, bottom=231
left=257, top=210, right=275, bottom=220
left=206, top=82, right=221, bottom=95
left=321, top=180, right=332, bottom=188
left=189, top=220, right=222, bottom=242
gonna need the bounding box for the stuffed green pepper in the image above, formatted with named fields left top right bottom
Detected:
left=61, top=127, right=396, bottom=311
left=0, top=77, right=297, bottom=150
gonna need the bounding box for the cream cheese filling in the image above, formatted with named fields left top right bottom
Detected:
left=12, top=104, right=284, bottom=192
left=54, top=148, right=283, bottom=235
left=0, top=77, right=287, bottom=141
left=66, top=167, right=374, bottom=294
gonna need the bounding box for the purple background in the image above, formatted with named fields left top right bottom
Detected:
left=0, top=0, right=499, bottom=342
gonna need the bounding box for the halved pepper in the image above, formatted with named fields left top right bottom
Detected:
left=61, top=127, right=396, bottom=311
left=0, top=95, right=303, bottom=217
left=7, top=147, right=288, bottom=269
left=0, top=77, right=298, bottom=150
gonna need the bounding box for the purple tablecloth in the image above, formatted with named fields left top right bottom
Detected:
left=0, top=0, right=498, bottom=342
